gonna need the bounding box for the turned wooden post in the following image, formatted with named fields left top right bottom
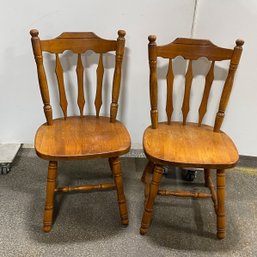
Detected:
left=141, top=161, right=155, bottom=205
left=148, top=35, right=158, bottom=129
left=214, top=39, right=244, bottom=132
left=110, top=30, right=126, bottom=122
left=43, top=161, right=57, bottom=232
left=140, top=165, right=163, bottom=235
left=217, top=169, right=225, bottom=239
left=110, top=156, right=128, bottom=225
left=30, top=29, right=53, bottom=125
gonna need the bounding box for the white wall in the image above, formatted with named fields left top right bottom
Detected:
left=193, top=0, right=257, bottom=156
left=0, top=0, right=256, bottom=156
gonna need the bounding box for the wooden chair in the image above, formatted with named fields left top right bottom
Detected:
left=140, top=35, right=244, bottom=239
left=30, top=29, right=130, bottom=232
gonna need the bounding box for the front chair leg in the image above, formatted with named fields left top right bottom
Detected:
left=43, top=161, right=57, bottom=232
left=216, top=169, right=225, bottom=239
left=140, top=165, right=163, bottom=235
left=110, top=157, right=128, bottom=225
left=141, top=161, right=155, bottom=204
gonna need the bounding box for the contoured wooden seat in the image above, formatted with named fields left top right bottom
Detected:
left=140, top=36, right=243, bottom=239
left=30, top=29, right=130, bottom=232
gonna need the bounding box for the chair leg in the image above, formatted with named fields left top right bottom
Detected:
left=204, top=169, right=210, bottom=187
left=108, top=158, right=113, bottom=177
left=43, top=161, right=57, bottom=232
left=140, top=165, right=163, bottom=235
left=110, top=156, right=128, bottom=225
left=141, top=161, right=154, bottom=183
left=216, top=169, right=225, bottom=239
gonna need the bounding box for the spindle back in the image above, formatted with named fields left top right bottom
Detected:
left=148, top=36, right=244, bottom=132
left=30, top=29, right=126, bottom=125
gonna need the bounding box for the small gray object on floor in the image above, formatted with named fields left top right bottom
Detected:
left=0, top=144, right=21, bottom=174
left=0, top=148, right=257, bottom=257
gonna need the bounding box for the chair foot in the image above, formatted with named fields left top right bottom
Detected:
left=140, top=227, right=148, bottom=235
left=43, top=161, right=57, bottom=233
left=217, top=230, right=225, bottom=240
left=43, top=225, right=52, bottom=233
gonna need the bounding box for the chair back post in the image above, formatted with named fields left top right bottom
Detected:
left=148, top=35, right=158, bottom=129
left=110, top=30, right=126, bottom=123
left=30, top=29, right=53, bottom=125
left=214, top=39, right=244, bottom=132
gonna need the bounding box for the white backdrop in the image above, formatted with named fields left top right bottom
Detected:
left=0, top=0, right=256, bottom=156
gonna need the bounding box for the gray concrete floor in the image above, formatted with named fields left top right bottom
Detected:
left=0, top=148, right=257, bottom=257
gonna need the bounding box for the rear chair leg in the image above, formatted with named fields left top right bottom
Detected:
left=43, top=161, right=57, bottom=232
left=110, top=157, right=128, bottom=225
left=140, top=165, right=163, bottom=235
left=204, top=169, right=210, bottom=187
left=216, top=169, right=225, bottom=239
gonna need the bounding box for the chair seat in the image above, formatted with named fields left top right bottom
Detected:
left=143, top=122, right=239, bottom=169
left=35, top=116, right=131, bottom=160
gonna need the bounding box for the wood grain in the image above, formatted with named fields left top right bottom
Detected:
left=35, top=116, right=131, bottom=160
left=143, top=122, right=239, bottom=169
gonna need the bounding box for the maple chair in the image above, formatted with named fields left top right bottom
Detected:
left=140, top=35, right=244, bottom=239
left=30, top=29, right=130, bottom=232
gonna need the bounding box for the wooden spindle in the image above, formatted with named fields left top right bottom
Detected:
left=148, top=35, right=158, bottom=129
left=182, top=60, right=193, bottom=125
left=157, top=190, right=211, bottom=198
left=55, top=54, right=68, bottom=118
left=76, top=53, right=85, bottom=116
left=95, top=53, right=104, bottom=117
left=55, top=183, right=115, bottom=193
left=166, top=59, right=174, bottom=124
left=110, top=30, right=126, bottom=122
left=198, top=61, right=215, bottom=126
left=214, top=39, right=244, bottom=132
left=30, top=29, right=53, bottom=125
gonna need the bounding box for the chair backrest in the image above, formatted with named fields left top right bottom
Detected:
left=148, top=35, right=244, bottom=132
left=30, top=29, right=126, bottom=125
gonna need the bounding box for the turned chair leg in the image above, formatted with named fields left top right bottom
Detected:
left=141, top=161, right=155, bottom=204
left=204, top=169, right=210, bottom=187
left=43, top=161, right=57, bottom=232
left=216, top=169, right=225, bottom=239
left=110, top=156, right=128, bottom=225
left=140, top=165, right=163, bottom=235
left=141, top=161, right=154, bottom=183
